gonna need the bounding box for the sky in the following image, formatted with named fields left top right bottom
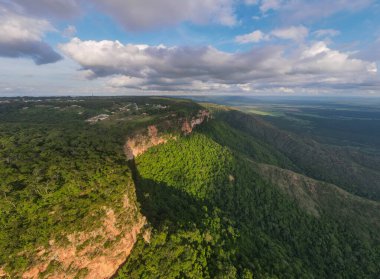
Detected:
left=0, top=0, right=379, bottom=96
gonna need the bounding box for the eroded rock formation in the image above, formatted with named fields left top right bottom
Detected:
left=125, top=110, right=210, bottom=160
left=124, top=125, right=174, bottom=160
left=181, top=110, right=210, bottom=135
left=21, top=194, right=145, bottom=279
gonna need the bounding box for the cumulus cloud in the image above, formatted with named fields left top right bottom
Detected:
left=59, top=38, right=269, bottom=83
left=0, top=7, right=62, bottom=64
left=90, top=0, right=237, bottom=31
left=271, top=25, right=308, bottom=42
left=60, top=38, right=376, bottom=93
left=260, top=0, right=283, bottom=13
left=295, top=42, right=373, bottom=74
left=235, top=30, right=269, bottom=44
left=236, top=25, right=308, bottom=44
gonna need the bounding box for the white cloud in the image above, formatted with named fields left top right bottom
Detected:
left=243, top=0, right=284, bottom=12
left=295, top=41, right=371, bottom=73
left=91, top=0, right=237, bottom=31
left=0, top=7, right=62, bottom=64
left=367, top=63, right=377, bottom=73
left=260, top=0, right=283, bottom=12
left=313, top=29, right=341, bottom=38
left=235, top=30, right=269, bottom=44
left=60, top=38, right=377, bottom=93
left=0, top=7, right=55, bottom=42
left=236, top=25, right=308, bottom=44
left=271, top=25, right=308, bottom=42
left=107, top=76, right=145, bottom=88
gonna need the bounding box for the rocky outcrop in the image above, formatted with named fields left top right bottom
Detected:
left=125, top=110, right=210, bottom=160
left=124, top=125, right=175, bottom=160
left=181, top=110, right=210, bottom=135
left=22, top=194, right=146, bottom=279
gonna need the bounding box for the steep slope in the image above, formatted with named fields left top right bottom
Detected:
left=0, top=123, right=145, bottom=278
left=256, top=163, right=380, bottom=240
left=116, top=132, right=380, bottom=278
left=213, top=109, right=380, bottom=201
left=0, top=97, right=209, bottom=278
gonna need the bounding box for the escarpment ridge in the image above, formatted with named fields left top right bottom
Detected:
left=124, top=109, right=210, bottom=160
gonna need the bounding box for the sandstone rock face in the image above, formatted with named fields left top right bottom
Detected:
left=124, top=125, right=173, bottom=161
left=125, top=110, right=210, bottom=161
left=181, top=110, right=210, bottom=135
left=22, top=194, right=145, bottom=279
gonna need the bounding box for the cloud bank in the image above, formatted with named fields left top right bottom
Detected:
left=60, top=38, right=377, bottom=93
left=235, top=30, right=269, bottom=44
left=0, top=0, right=378, bottom=95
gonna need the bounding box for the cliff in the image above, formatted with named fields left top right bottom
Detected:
left=125, top=110, right=210, bottom=160
left=20, top=187, right=145, bottom=279
left=124, top=125, right=174, bottom=161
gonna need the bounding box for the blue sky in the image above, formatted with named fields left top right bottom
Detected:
left=0, top=0, right=379, bottom=96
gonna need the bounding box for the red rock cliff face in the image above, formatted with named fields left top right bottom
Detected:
left=181, top=110, right=210, bottom=135
left=124, top=125, right=174, bottom=160
left=21, top=192, right=146, bottom=279
left=125, top=110, right=210, bottom=160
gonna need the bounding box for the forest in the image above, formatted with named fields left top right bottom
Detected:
left=0, top=97, right=379, bottom=278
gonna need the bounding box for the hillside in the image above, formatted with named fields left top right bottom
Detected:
left=0, top=97, right=379, bottom=278
left=116, top=132, right=380, bottom=278
left=0, top=97, right=204, bottom=278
